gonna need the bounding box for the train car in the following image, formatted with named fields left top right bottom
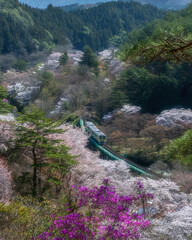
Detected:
left=85, top=121, right=107, bottom=145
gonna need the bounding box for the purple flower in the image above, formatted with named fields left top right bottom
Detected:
left=34, top=180, right=152, bottom=240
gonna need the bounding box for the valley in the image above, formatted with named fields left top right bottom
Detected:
left=0, top=1, right=192, bottom=239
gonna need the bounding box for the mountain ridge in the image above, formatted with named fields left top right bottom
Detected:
left=0, top=0, right=165, bottom=55
left=18, top=0, right=191, bottom=10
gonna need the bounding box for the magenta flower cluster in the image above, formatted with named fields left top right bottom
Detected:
left=35, top=180, right=153, bottom=240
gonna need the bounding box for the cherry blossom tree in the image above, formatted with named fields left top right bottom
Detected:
left=0, top=158, right=12, bottom=203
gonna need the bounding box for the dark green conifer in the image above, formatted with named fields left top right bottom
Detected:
left=80, top=46, right=99, bottom=75
left=59, top=52, right=68, bottom=65
left=14, top=105, right=76, bottom=197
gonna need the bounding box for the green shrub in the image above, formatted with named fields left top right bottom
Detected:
left=0, top=196, right=62, bottom=240
left=63, top=112, right=80, bottom=127
left=13, top=59, right=27, bottom=72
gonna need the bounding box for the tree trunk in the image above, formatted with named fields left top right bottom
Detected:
left=32, top=146, right=37, bottom=197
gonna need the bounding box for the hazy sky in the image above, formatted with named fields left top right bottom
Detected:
left=166, top=0, right=191, bottom=6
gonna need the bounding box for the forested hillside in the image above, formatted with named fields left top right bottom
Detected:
left=19, top=0, right=191, bottom=10
left=119, top=0, right=190, bottom=10
left=0, top=1, right=192, bottom=239
left=61, top=3, right=100, bottom=12
left=0, top=0, right=165, bottom=55
left=107, top=3, right=192, bottom=113
left=119, top=2, right=192, bottom=49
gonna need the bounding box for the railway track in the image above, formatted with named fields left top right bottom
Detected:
left=80, top=119, right=160, bottom=178
left=103, top=145, right=160, bottom=178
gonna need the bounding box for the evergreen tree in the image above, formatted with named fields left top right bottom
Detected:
left=59, top=52, right=68, bottom=65
left=120, top=3, right=192, bottom=64
left=0, top=1, right=165, bottom=54
left=80, top=46, right=99, bottom=75
left=110, top=67, right=178, bottom=113
left=122, top=28, right=192, bottom=64
left=14, top=106, right=76, bottom=197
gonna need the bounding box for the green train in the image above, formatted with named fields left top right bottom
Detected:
left=85, top=121, right=107, bottom=145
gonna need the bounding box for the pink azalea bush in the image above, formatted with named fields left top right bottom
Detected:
left=35, top=180, right=153, bottom=240
left=2, top=99, right=8, bottom=103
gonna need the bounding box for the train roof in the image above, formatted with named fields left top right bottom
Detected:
left=85, top=121, right=106, bottom=137
left=86, top=121, right=95, bottom=127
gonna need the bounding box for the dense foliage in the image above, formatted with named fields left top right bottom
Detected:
left=13, top=105, right=76, bottom=197
left=120, top=3, right=192, bottom=63
left=110, top=62, right=192, bottom=113
left=0, top=196, right=61, bottom=240
left=80, top=46, right=99, bottom=75
left=110, top=65, right=178, bottom=113
left=0, top=0, right=165, bottom=55
left=118, top=0, right=190, bottom=10
left=165, top=129, right=192, bottom=169
left=59, top=52, right=68, bottom=65
left=108, top=4, right=192, bottom=113
left=122, top=28, right=192, bottom=64
left=19, top=0, right=191, bottom=10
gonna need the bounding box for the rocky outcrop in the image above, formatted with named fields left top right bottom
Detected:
left=156, top=108, right=192, bottom=127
